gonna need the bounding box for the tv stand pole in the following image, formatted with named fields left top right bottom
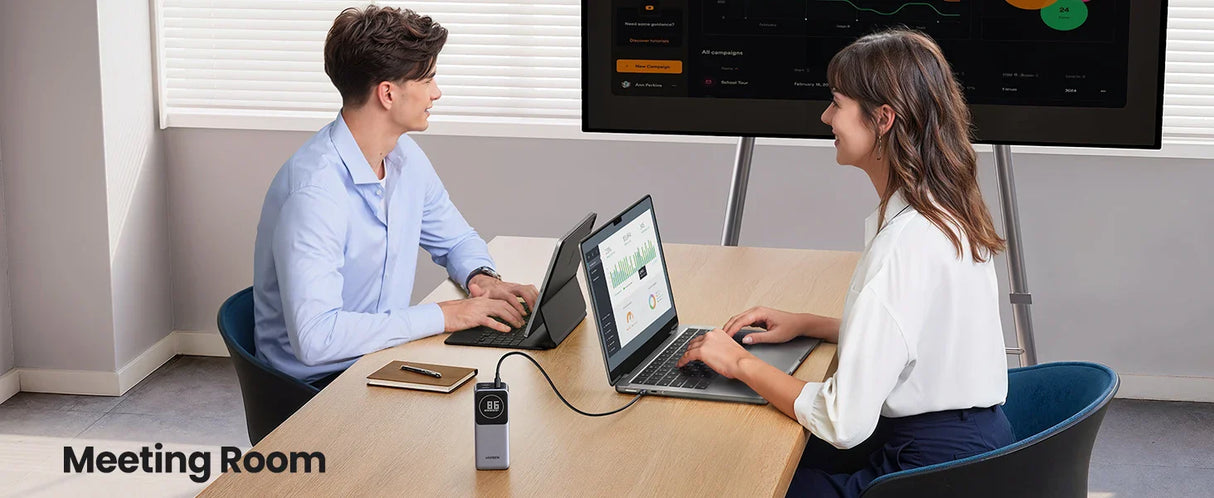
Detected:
left=994, top=144, right=1039, bottom=366
left=722, top=137, right=756, bottom=246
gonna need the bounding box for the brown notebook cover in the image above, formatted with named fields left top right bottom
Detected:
left=366, top=360, right=478, bottom=393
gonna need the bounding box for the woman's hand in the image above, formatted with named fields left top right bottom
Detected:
left=676, top=329, right=756, bottom=379
left=723, top=306, right=813, bottom=344
left=680, top=328, right=810, bottom=421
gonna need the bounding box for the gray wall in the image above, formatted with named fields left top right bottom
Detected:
left=98, top=0, right=174, bottom=367
left=1014, top=154, right=1214, bottom=377
left=165, top=129, right=1214, bottom=382
left=0, top=1, right=118, bottom=371
left=0, top=0, right=172, bottom=375
left=0, top=139, right=13, bottom=375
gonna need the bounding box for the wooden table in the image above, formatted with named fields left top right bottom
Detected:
left=201, top=237, right=859, bottom=496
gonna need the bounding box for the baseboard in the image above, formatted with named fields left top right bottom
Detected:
left=1116, top=374, right=1214, bottom=403
left=19, top=368, right=121, bottom=396
left=116, top=333, right=178, bottom=394
left=0, top=369, right=20, bottom=404
left=174, top=330, right=229, bottom=357
left=15, top=331, right=231, bottom=396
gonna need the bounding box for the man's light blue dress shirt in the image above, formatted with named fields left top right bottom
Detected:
left=253, top=114, right=494, bottom=383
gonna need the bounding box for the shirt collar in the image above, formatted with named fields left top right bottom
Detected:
left=864, top=188, right=912, bottom=243
left=329, top=112, right=381, bottom=185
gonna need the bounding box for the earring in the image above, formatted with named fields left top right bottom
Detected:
left=876, top=134, right=884, bottom=160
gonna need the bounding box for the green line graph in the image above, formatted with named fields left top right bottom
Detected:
left=609, top=240, right=658, bottom=288
left=818, top=0, right=962, bottom=18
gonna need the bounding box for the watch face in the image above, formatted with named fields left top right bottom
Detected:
left=467, top=267, right=501, bottom=289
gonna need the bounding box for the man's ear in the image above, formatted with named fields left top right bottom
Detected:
left=373, top=81, right=394, bottom=110
left=876, top=104, right=896, bottom=135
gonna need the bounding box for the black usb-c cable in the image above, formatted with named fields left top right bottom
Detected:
left=493, top=351, right=646, bottom=417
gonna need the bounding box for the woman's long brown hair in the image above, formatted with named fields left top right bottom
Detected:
left=828, top=29, right=1005, bottom=262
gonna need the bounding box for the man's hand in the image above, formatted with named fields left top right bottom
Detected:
left=676, top=329, right=757, bottom=379
left=437, top=296, right=525, bottom=333
left=468, top=274, right=539, bottom=317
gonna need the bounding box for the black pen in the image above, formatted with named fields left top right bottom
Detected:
left=401, top=364, right=443, bottom=378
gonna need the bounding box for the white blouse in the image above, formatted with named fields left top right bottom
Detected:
left=792, top=189, right=1008, bottom=449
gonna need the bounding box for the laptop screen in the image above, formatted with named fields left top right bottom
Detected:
left=581, top=196, right=677, bottom=378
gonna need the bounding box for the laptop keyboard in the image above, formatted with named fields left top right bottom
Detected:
left=630, top=328, right=717, bottom=390
left=470, top=326, right=528, bottom=347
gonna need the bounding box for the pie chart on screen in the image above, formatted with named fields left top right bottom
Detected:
left=1005, top=0, right=1058, bottom=9
left=1040, top=0, right=1088, bottom=31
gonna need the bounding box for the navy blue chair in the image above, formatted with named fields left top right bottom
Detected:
left=859, top=362, right=1119, bottom=498
left=217, top=286, right=319, bottom=445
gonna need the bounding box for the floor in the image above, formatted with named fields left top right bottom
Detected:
left=0, top=356, right=247, bottom=496
left=1, top=356, right=1212, bottom=497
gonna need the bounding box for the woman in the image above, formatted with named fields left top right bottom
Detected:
left=677, top=30, right=1014, bottom=497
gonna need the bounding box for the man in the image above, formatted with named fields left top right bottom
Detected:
left=253, top=6, right=537, bottom=387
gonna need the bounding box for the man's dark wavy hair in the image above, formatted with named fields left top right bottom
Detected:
left=324, top=6, right=448, bottom=107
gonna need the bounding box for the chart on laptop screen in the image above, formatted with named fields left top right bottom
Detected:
left=599, top=209, right=673, bottom=347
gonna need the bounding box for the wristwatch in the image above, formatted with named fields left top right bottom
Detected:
left=466, top=266, right=501, bottom=291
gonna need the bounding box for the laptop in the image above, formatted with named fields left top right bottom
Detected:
left=445, top=213, right=597, bottom=350
left=579, top=196, right=818, bottom=404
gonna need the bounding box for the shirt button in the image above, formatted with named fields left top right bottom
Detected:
left=375, top=188, right=383, bottom=196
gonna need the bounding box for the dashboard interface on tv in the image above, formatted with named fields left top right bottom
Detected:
left=584, top=0, right=1166, bottom=148
left=612, top=0, right=1126, bottom=106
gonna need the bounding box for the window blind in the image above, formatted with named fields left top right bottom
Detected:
left=157, top=1, right=1214, bottom=144
left=156, top=0, right=581, bottom=130
left=1164, top=0, right=1214, bottom=142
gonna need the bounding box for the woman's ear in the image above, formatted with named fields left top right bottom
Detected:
left=877, top=104, right=896, bottom=135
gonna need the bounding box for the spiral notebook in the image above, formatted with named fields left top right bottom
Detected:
left=366, top=360, right=478, bottom=393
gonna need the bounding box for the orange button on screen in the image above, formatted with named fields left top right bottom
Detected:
left=616, top=59, right=684, bottom=74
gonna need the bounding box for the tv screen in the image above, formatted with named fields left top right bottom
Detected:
left=583, top=0, right=1168, bottom=148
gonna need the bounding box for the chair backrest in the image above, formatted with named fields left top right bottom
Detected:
left=860, top=362, right=1119, bottom=498
left=217, top=286, right=319, bottom=445
left=1003, top=362, right=1118, bottom=442
left=218, top=287, right=258, bottom=359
